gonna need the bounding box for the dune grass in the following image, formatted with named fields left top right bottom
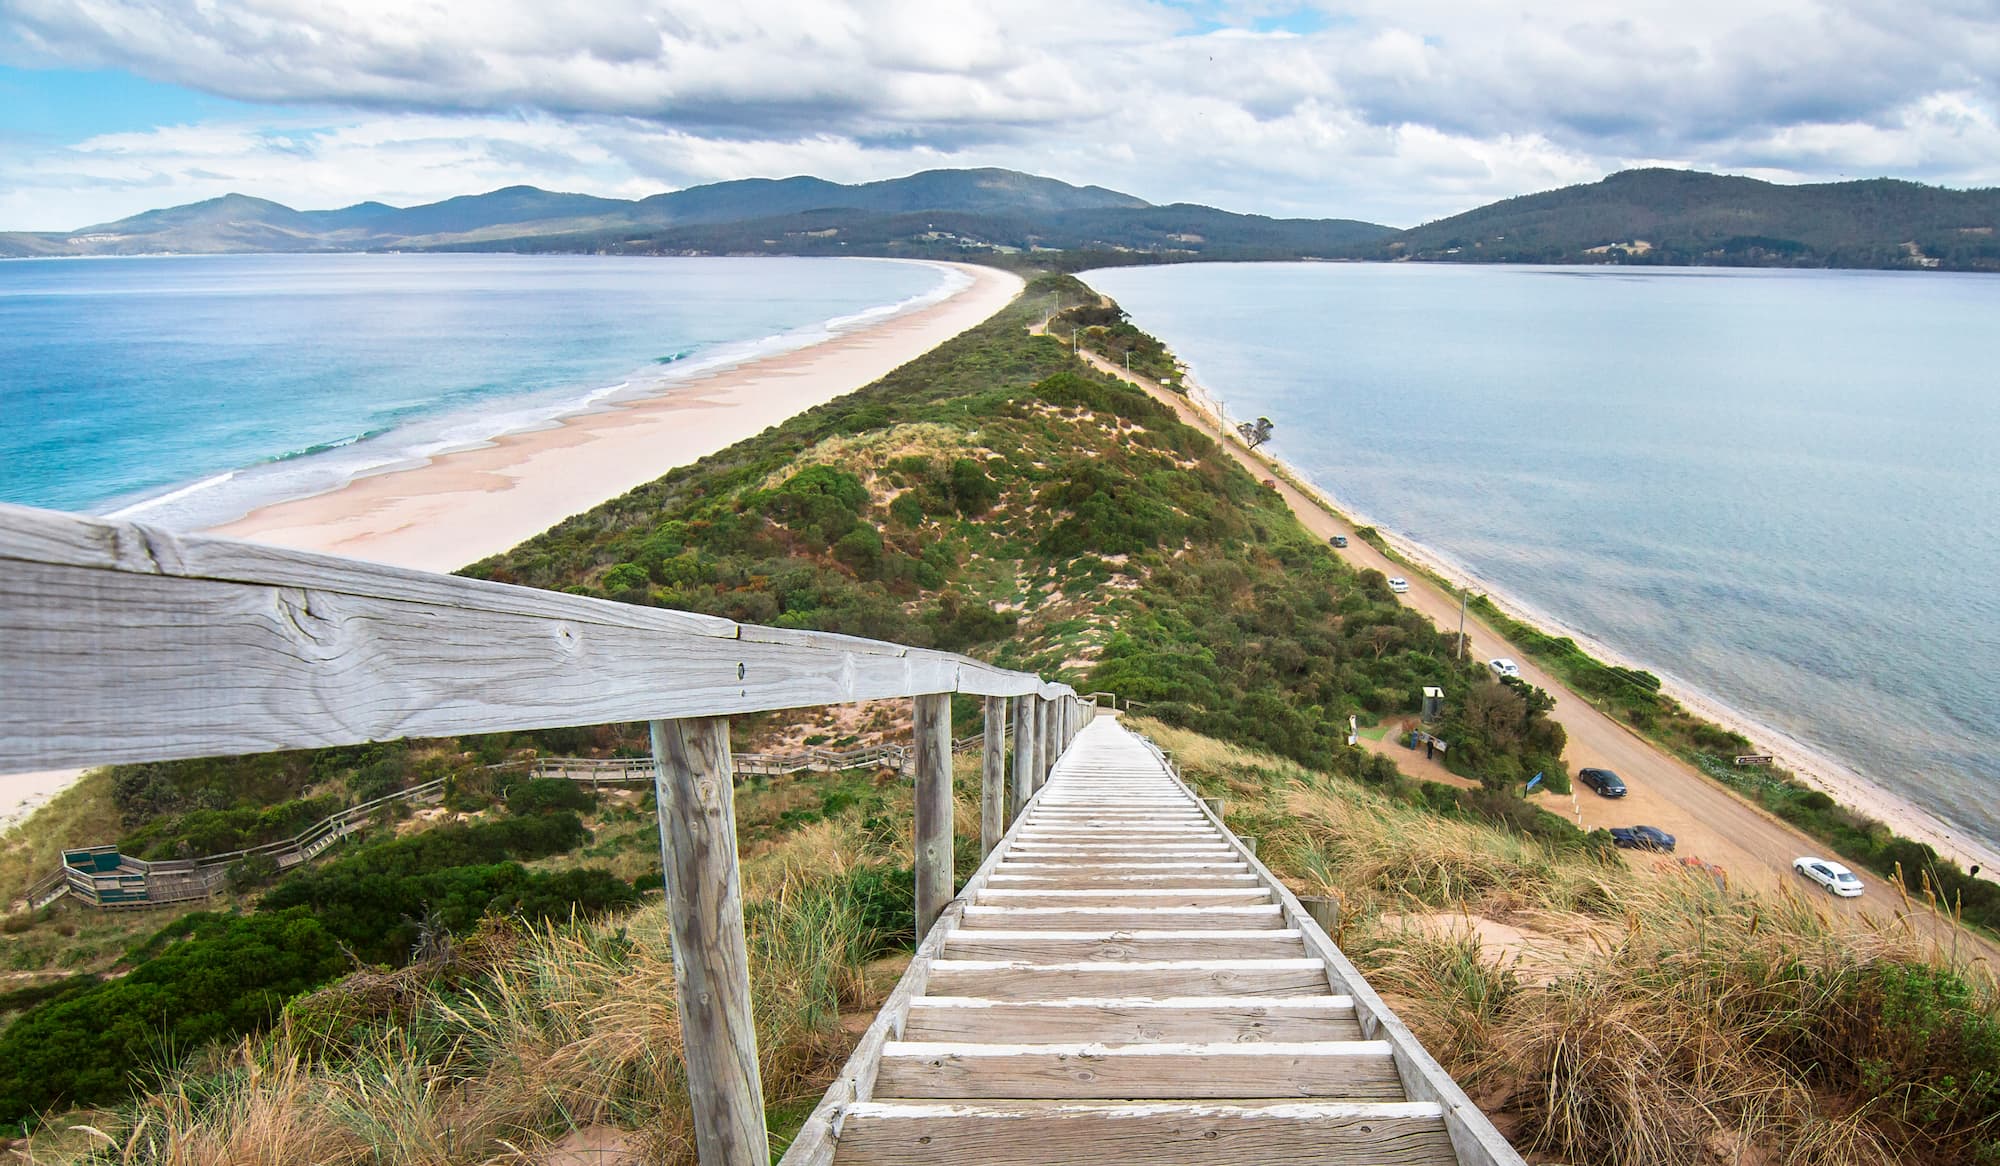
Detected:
left=1136, top=716, right=2000, bottom=1166
left=10, top=779, right=921, bottom=1165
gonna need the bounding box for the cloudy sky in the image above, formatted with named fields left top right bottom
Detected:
left=1, top=0, right=1996, bottom=231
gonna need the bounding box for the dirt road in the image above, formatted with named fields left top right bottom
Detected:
left=1068, top=342, right=1990, bottom=962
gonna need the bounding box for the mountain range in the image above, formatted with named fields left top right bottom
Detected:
left=3, top=166, right=1995, bottom=271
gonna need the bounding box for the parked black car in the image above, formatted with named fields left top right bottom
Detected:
left=1610, top=826, right=1675, bottom=852
left=1579, top=767, right=1627, bottom=797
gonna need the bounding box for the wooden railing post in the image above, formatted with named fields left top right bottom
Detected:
left=913, top=693, right=953, bottom=937
left=980, top=695, right=1006, bottom=859
left=649, top=717, right=767, bottom=1166
left=1034, top=697, right=1053, bottom=790
left=1010, top=694, right=1036, bottom=823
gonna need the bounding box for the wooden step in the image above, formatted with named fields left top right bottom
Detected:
left=986, top=873, right=1262, bottom=888
left=960, top=905, right=1285, bottom=931
left=901, top=995, right=1362, bottom=1043
left=923, top=958, right=1329, bottom=1000
left=942, top=929, right=1309, bottom=961
left=997, top=861, right=1248, bottom=872
left=1006, top=844, right=1237, bottom=856
left=833, top=1100, right=1456, bottom=1165
left=873, top=1039, right=1404, bottom=1099
left=975, top=888, right=1271, bottom=908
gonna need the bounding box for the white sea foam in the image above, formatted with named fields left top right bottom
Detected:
left=105, top=470, right=238, bottom=519
left=87, top=258, right=966, bottom=533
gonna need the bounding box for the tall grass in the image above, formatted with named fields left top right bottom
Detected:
left=16, top=816, right=905, bottom=1165
left=1143, top=717, right=2000, bottom=1165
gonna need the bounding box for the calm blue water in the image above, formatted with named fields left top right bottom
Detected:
left=0, top=254, right=954, bottom=527
left=1084, top=262, right=2000, bottom=851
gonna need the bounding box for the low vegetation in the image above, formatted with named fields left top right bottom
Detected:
left=1144, top=719, right=2000, bottom=1166
left=6, top=272, right=1992, bottom=1165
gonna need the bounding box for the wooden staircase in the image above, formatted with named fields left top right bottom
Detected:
left=783, top=715, right=1521, bottom=1165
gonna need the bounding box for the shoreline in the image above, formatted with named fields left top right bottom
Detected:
left=102, top=256, right=975, bottom=532
left=211, top=261, right=1022, bottom=571
left=1177, top=367, right=2000, bottom=878
left=0, top=260, right=1023, bottom=820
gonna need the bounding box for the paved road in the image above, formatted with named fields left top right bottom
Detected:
left=1068, top=341, right=1993, bottom=964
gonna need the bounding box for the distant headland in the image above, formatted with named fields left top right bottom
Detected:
left=3, top=165, right=1995, bottom=272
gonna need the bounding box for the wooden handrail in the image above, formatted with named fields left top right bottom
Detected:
left=2, top=501, right=1084, bottom=1162
left=0, top=503, right=1072, bottom=771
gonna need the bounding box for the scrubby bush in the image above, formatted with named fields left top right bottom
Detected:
left=504, top=777, right=596, bottom=816
left=0, top=909, right=349, bottom=1122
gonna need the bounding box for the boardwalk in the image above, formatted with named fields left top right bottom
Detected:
left=785, top=715, right=1519, bottom=1165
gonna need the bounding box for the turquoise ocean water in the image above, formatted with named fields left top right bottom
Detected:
left=0, top=253, right=954, bottom=529
left=1082, top=262, right=2000, bottom=852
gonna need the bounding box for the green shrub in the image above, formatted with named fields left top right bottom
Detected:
left=505, top=777, right=596, bottom=816
left=0, top=910, right=350, bottom=1122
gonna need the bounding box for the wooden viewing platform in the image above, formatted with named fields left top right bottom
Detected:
left=783, top=714, right=1519, bottom=1166
left=0, top=501, right=1518, bottom=1165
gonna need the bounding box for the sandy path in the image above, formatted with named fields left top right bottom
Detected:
left=1068, top=342, right=1996, bottom=965
left=215, top=262, right=1023, bottom=571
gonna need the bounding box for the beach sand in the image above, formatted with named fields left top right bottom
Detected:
left=1, top=261, right=1022, bottom=818
left=213, top=261, right=1022, bottom=571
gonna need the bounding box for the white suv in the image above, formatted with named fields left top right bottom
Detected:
left=1488, top=658, right=1521, bottom=680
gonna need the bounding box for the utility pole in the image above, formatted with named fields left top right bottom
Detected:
left=1456, top=588, right=1468, bottom=660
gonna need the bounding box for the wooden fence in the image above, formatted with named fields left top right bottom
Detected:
left=0, top=502, right=1086, bottom=1165
left=19, top=730, right=1010, bottom=911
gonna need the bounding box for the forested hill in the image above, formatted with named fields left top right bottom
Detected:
left=1371, top=168, right=2000, bottom=271
left=0, top=168, right=1391, bottom=260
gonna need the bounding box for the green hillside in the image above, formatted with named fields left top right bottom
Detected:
left=1376, top=168, right=2000, bottom=271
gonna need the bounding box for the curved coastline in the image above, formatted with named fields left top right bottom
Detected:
left=210, top=261, right=1021, bottom=572
left=100, top=258, right=976, bottom=533
left=1179, top=366, right=2000, bottom=878
left=0, top=260, right=1023, bottom=824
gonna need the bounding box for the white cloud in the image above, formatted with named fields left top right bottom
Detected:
left=0, top=0, right=1996, bottom=229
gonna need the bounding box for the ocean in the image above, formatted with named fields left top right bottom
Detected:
left=1081, top=262, right=2000, bottom=853
left=0, top=253, right=957, bottom=529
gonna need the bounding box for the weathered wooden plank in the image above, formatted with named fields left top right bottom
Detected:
left=961, top=905, right=1285, bottom=931
left=650, top=717, right=767, bottom=1166
left=913, top=693, right=953, bottom=938
left=1004, top=847, right=1239, bottom=860
left=901, top=995, right=1361, bottom=1044
left=834, top=1101, right=1457, bottom=1166
left=974, top=888, right=1272, bottom=908
left=1013, top=830, right=1221, bottom=841
left=0, top=505, right=1069, bottom=769
left=981, top=695, right=1007, bottom=859
left=942, top=929, right=1307, bottom=961
left=985, top=872, right=1262, bottom=888
left=994, top=864, right=1251, bottom=880
left=0, top=502, right=739, bottom=637
left=923, top=958, right=1330, bottom=1000
left=873, top=1039, right=1404, bottom=1100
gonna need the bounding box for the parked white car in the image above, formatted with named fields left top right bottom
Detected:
left=1488, top=657, right=1521, bottom=680
left=1793, top=856, right=1865, bottom=898
left=1387, top=577, right=1410, bottom=594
